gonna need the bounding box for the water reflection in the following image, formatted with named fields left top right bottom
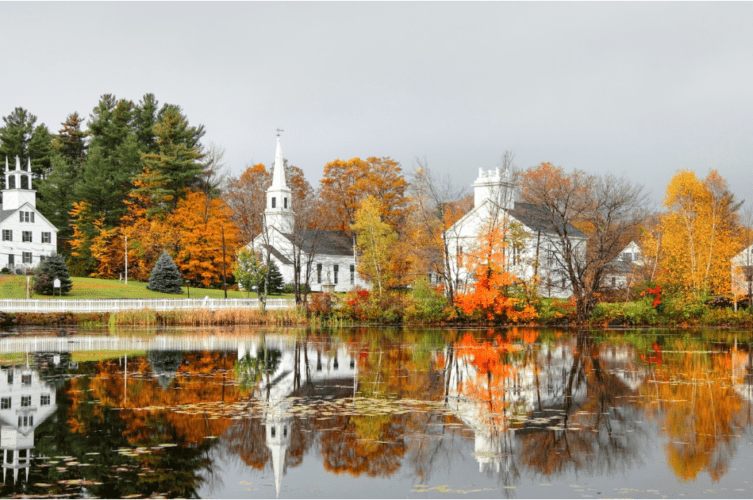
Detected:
left=0, top=328, right=750, bottom=497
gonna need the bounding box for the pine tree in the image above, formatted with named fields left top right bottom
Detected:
left=147, top=251, right=184, bottom=294
left=52, top=113, right=87, bottom=169
left=0, top=107, right=36, bottom=166
left=261, top=260, right=284, bottom=295
left=33, top=254, right=73, bottom=295
left=28, top=124, right=54, bottom=181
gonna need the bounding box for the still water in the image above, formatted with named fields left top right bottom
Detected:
left=0, top=326, right=751, bottom=499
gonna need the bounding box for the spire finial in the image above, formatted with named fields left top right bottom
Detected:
left=14, top=156, right=20, bottom=171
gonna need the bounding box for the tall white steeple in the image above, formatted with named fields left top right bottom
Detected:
left=264, top=132, right=295, bottom=234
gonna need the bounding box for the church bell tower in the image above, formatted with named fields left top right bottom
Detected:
left=264, top=132, right=295, bottom=234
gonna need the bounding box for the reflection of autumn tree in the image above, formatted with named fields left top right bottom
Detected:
left=639, top=342, right=748, bottom=482
left=513, top=332, right=644, bottom=479
left=319, top=413, right=407, bottom=477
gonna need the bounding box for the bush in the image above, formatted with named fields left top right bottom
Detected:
left=1, top=268, right=8, bottom=274
left=33, top=254, right=73, bottom=295
left=307, top=293, right=333, bottom=316
left=404, top=278, right=450, bottom=323
left=282, top=283, right=310, bottom=294
left=147, top=251, right=184, bottom=294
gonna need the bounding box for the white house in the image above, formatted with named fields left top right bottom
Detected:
left=250, top=136, right=369, bottom=293
left=604, top=240, right=644, bottom=289
left=444, top=167, right=587, bottom=299
left=732, top=244, right=753, bottom=297
left=0, top=157, right=58, bottom=273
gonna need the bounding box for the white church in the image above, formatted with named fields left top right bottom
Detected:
left=0, top=157, right=58, bottom=273
left=444, top=167, right=587, bottom=299
left=250, top=137, right=369, bottom=293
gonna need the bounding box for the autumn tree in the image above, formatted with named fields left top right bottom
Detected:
left=172, top=191, right=240, bottom=287
left=223, top=164, right=270, bottom=244
left=520, top=162, right=647, bottom=321
left=320, top=156, right=408, bottom=233
left=352, top=196, right=398, bottom=296
left=658, top=169, right=741, bottom=296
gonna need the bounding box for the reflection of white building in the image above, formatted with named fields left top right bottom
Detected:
left=445, top=340, right=644, bottom=474
left=0, top=364, right=57, bottom=483
left=236, top=339, right=357, bottom=497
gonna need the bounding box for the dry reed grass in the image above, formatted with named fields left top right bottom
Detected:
left=110, top=307, right=308, bottom=327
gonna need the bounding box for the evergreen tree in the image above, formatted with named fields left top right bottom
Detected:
left=0, top=107, right=36, bottom=165
left=52, top=112, right=87, bottom=169
left=33, top=254, right=73, bottom=295
left=134, top=93, right=159, bottom=154
left=261, top=260, right=284, bottom=295
left=28, top=124, right=54, bottom=181
left=140, top=106, right=206, bottom=213
left=147, top=251, right=184, bottom=294
left=37, top=153, right=81, bottom=255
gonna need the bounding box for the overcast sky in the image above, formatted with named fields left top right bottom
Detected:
left=3, top=2, right=752, bottom=208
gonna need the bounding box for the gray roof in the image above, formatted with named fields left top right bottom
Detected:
left=508, top=202, right=588, bottom=239
left=0, top=209, right=16, bottom=223
left=282, top=230, right=354, bottom=257
left=261, top=244, right=293, bottom=265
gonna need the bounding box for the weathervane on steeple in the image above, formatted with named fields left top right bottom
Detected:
left=276, top=128, right=284, bottom=137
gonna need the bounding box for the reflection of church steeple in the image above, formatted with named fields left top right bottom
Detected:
left=265, top=399, right=292, bottom=498
left=0, top=364, right=57, bottom=484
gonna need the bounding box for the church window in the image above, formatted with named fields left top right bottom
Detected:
left=284, top=197, right=288, bottom=209
left=0, top=398, right=10, bottom=409
left=22, top=231, right=31, bottom=242
left=8, top=176, right=15, bottom=189
left=23, top=252, right=32, bottom=264
left=2, top=230, right=11, bottom=241
left=7, top=370, right=13, bottom=384
left=41, top=394, right=50, bottom=406
left=21, top=396, right=31, bottom=407
left=19, top=211, right=34, bottom=223
left=29, top=416, right=33, bottom=426
left=334, top=265, right=339, bottom=284
left=350, top=264, right=355, bottom=284
left=317, top=264, right=322, bottom=284
left=272, top=197, right=276, bottom=208
left=7, top=254, right=13, bottom=266
left=21, top=374, right=30, bottom=385
left=42, top=232, right=51, bottom=243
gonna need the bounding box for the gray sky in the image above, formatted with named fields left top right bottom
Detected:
left=3, top=2, right=752, bottom=208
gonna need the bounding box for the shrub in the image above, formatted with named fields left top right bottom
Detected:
left=33, top=254, right=73, bottom=295
left=404, top=278, right=450, bottom=323
left=0, top=268, right=8, bottom=274
left=307, top=293, right=333, bottom=317
left=147, top=251, right=184, bottom=294
left=282, top=283, right=310, bottom=294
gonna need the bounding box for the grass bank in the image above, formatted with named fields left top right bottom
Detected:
left=0, top=275, right=293, bottom=300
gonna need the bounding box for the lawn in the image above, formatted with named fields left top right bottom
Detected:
left=0, top=275, right=290, bottom=300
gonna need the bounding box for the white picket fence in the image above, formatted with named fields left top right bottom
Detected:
left=0, top=298, right=295, bottom=313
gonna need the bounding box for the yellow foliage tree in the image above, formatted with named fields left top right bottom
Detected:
left=659, top=170, right=741, bottom=295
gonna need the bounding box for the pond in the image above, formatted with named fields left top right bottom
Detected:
left=0, top=326, right=751, bottom=498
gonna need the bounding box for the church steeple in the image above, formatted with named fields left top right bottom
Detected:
left=264, top=132, right=295, bottom=234
left=2, top=156, right=37, bottom=211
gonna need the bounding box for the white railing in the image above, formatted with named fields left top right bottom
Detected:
left=0, top=298, right=295, bottom=313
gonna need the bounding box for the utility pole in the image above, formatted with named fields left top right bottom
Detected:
left=124, top=235, right=128, bottom=285
left=221, top=224, right=227, bottom=299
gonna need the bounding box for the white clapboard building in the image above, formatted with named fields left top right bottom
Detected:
left=0, top=157, right=58, bottom=272
left=250, top=136, right=369, bottom=292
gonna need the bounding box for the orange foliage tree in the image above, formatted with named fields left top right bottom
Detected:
left=455, top=220, right=538, bottom=322
left=172, top=191, right=241, bottom=286
left=319, top=156, right=408, bottom=233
